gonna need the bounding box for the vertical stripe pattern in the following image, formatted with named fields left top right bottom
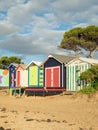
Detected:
left=66, top=62, right=92, bottom=91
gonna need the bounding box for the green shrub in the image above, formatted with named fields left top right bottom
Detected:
left=91, top=82, right=98, bottom=90
left=78, top=86, right=96, bottom=94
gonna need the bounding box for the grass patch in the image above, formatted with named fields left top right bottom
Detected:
left=78, top=86, right=96, bottom=94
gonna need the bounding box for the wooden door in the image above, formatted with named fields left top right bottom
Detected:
left=17, top=71, right=20, bottom=86
left=53, top=67, right=60, bottom=87
left=45, top=68, right=52, bottom=87
left=45, top=66, right=60, bottom=87
left=29, top=66, right=38, bottom=86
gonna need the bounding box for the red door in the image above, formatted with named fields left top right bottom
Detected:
left=45, top=66, right=60, bottom=87
left=53, top=67, right=60, bottom=87
left=45, top=68, right=52, bottom=87
left=17, top=71, right=20, bottom=86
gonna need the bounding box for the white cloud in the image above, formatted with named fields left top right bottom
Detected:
left=0, top=0, right=15, bottom=10
left=73, top=23, right=88, bottom=28
left=0, top=28, right=64, bottom=55
left=0, top=21, right=20, bottom=36
left=51, top=0, right=98, bottom=25
left=7, top=2, right=33, bottom=25
left=0, top=0, right=98, bottom=63
left=7, top=0, right=51, bottom=25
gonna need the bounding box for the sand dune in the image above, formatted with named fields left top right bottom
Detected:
left=0, top=91, right=98, bottom=130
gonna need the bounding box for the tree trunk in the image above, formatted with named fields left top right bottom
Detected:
left=89, top=46, right=98, bottom=58
left=75, top=50, right=78, bottom=56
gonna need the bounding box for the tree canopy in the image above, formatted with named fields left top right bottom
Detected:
left=58, top=25, right=98, bottom=58
left=80, top=65, right=98, bottom=89
left=0, top=56, right=24, bottom=69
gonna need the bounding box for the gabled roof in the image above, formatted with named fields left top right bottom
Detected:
left=42, top=53, right=77, bottom=65
left=9, top=63, right=18, bottom=68
left=16, top=64, right=27, bottom=70
left=26, top=61, right=42, bottom=68
left=79, top=57, right=98, bottom=65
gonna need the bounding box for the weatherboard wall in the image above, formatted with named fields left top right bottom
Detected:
left=38, top=66, right=44, bottom=86
left=66, top=60, right=91, bottom=91
left=0, top=69, right=9, bottom=87
left=16, top=67, right=28, bottom=87
left=28, top=65, right=43, bottom=87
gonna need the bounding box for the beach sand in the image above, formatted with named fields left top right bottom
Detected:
left=0, top=91, right=98, bottom=130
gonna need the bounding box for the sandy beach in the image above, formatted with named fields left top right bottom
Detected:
left=0, top=91, right=98, bottom=130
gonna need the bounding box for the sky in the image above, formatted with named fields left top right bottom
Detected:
left=0, top=0, right=98, bottom=64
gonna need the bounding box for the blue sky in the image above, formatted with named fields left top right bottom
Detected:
left=0, top=0, right=98, bottom=64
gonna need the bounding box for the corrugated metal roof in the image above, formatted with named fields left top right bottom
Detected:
left=80, top=57, right=98, bottom=65
left=48, top=54, right=76, bottom=65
